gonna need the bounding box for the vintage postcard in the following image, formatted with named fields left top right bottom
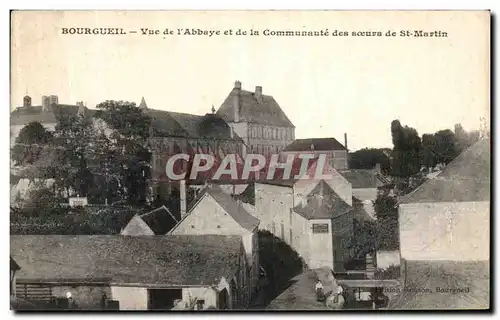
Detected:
left=9, top=10, right=490, bottom=311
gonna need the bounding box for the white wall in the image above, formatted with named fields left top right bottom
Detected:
left=399, top=201, right=490, bottom=261
left=121, top=216, right=155, bottom=236
left=111, top=286, right=148, bottom=310
left=255, top=183, right=294, bottom=232
left=307, top=219, right=334, bottom=270
left=170, top=194, right=257, bottom=295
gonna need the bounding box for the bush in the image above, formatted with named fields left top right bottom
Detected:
left=373, top=193, right=400, bottom=251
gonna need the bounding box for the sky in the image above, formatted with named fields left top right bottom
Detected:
left=10, top=11, right=490, bottom=151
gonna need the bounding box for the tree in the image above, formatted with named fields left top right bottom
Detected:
left=373, top=192, right=399, bottom=251
left=348, top=148, right=391, bottom=174
left=433, top=129, right=459, bottom=165
left=420, top=133, right=437, bottom=170
left=11, top=122, right=53, bottom=165
left=454, top=123, right=481, bottom=153
left=51, top=113, right=97, bottom=197
left=95, top=100, right=152, bottom=205
left=390, top=120, right=422, bottom=179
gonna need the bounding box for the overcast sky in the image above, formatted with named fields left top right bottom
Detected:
left=11, top=11, right=489, bottom=151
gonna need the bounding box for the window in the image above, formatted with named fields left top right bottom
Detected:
left=289, top=210, right=293, bottom=225
left=289, top=229, right=293, bottom=246
left=312, top=223, right=329, bottom=234
left=271, top=222, right=275, bottom=234
left=281, top=223, right=285, bottom=238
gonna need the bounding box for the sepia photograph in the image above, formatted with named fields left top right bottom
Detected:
left=9, top=10, right=490, bottom=311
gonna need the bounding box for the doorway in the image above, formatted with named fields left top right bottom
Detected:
left=148, top=288, right=182, bottom=310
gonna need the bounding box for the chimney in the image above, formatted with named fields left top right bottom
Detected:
left=23, top=95, right=32, bottom=108
left=180, top=180, right=187, bottom=218
left=42, top=95, right=50, bottom=111
left=49, top=95, right=59, bottom=106
left=255, top=86, right=263, bottom=103
left=344, top=133, right=348, bottom=151
left=233, top=81, right=241, bottom=123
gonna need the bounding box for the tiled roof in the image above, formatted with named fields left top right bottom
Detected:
left=293, top=180, right=352, bottom=220
left=400, top=138, right=490, bottom=204
left=206, top=187, right=260, bottom=231
left=145, top=108, right=240, bottom=140
left=339, top=169, right=386, bottom=189
left=387, top=260, right=489, bottom=310
left=216, top=86, right=294, bottom=127
left=284, top=138, right=346, bottom=152
left=10, top=105, right=94, bottom=126
left=11, top=235, right=242, bottom=287
left=138, top=205, right=179, bottom=235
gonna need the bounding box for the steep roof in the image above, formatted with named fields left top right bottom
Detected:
left=400, top=138, right=490, bottom=204
left=387, top=260, right=489, bottom=310
left=137, top=205, right=179, bottom=235
left=11, top=256, right=20, bottom=271
left=171, top=185, right=259, bottom=233
left=339, top=169, right=387, bottom=189
left=293, top=180, right=352, bottom=220
left=284, top=138, right=346, bottom=152
left=145, top=108, right=240, bottom=140
left=10, top=104, right=94, bottom=126
left=206, top=187, right=260, bottom=231
left=11, top=235, right=242, bottom=287
left=216, top=84, right=295, bottom=127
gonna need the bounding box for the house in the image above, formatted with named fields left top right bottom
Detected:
left=11, top=235, right=248, bottom=310
left=168, top=186, right=260, bottom=306
left=253, top=156, right=352, bottom=236
left=216, top=81, right=295, bottom=157
left=121, top=205, right=179, bottom=236
left=339, top=166, right=391, bottom=220
left=290, top=180, right=355, bottom=271
left=282, top=135, right=349, bottom=170
left=388, top=138, right=490, bottom=309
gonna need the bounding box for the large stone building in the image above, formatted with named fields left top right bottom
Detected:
left=216, top=81, right=295, bottom=157
left=282, top=136, right=349, bottom=170
left=10, top=95, right=91, bottom=145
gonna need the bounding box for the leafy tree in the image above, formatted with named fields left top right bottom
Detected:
left=454, top=123, right=481, bottom=153
left=420, top=133, right=437, bottom=170
left=51, top=114, right=97, bottom=197
left=433, top=129, right=459, bottom=165
left=373, top=192, right=399, bottom=251
left=11, top=122, right=53, bottom=165
left=390, top=120, right=422, bottom=179
left=348, top=148, right=391, bottom=174
left=95, top=100, right=152, bottom=205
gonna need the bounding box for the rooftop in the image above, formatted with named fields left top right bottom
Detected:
left=137, top=205, right=179, bottom=235
left=216, top=82, right=295, bottom=127
left=293, top=180, right=352, bottom=220
left=400, top=138, right=490, bottom=204
left=174, top=186, right=259, bottom=232
left=339, top=169, right=388, bottom=189
left=11, top=235, right=242, bottom=287
left=284, top=137, right=346, bottom=152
